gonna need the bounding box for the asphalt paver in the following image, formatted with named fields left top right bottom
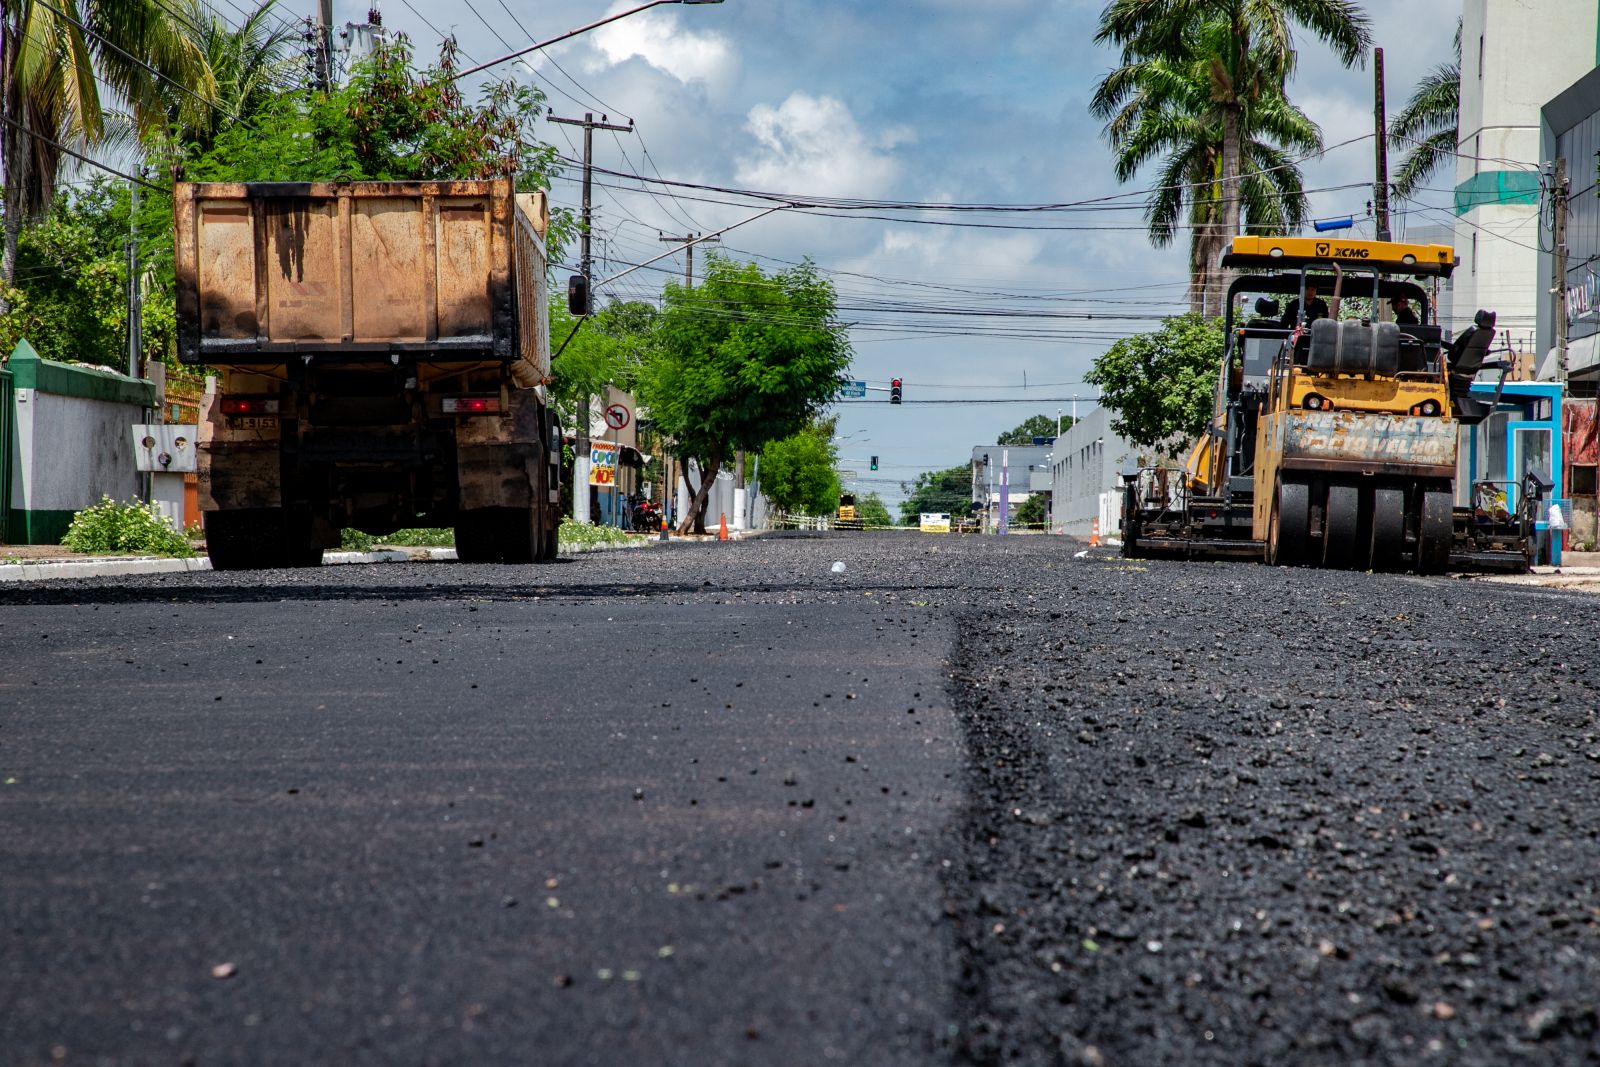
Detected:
left=3, top=532, right=1599, bottom=1065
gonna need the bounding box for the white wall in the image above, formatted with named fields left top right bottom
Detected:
left=1048, top=407, right=1136, bottom=536
left=14, top=389, right=145, bottom=512
left=1453, top=0, right=1597, bottom=339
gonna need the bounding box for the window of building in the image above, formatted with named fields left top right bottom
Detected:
left=1478, top=34, right=1484, bottom=78
left=1471, top=232, right=1477, bottom=274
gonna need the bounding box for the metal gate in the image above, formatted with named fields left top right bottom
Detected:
left=0, top=366, right=12, bottom=543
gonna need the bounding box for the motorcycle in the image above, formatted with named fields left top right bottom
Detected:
left=630, top=496, right=662, bottom=533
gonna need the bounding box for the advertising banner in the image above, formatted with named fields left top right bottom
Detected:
left=589, top=441, right=618, bottom=486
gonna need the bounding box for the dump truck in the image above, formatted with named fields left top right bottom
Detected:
left=1121, top=236, right=1540, bottom=573
left=174, top=180, right=562, bottom=569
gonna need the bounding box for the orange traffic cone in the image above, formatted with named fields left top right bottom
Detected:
left=718, top=513, right=729, bottom=541
left=1089, top=517, right=1101, bottom=548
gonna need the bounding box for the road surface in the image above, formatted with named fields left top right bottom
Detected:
left=2, top=533, right=1596, bottom=1065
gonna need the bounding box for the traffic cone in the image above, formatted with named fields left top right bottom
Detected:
left=1089, top=517, right=1101, bottom=548
left=718, top=513, right=729, bottom=541
left=659, top=514, right=669, bottom=542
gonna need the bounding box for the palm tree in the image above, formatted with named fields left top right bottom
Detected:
left=1, top=0, right=212, bottom=303
left=1094, top=42, right=1322, bottom=315
left=1096, top=0, right=1372, bottom=311
left=158, top=1, right=299, bottom=154
left=1388, top=19, right=1459, bottom=202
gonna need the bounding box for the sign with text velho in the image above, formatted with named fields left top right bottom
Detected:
left=589, top=441, right=619, bottom=486
left=920, top=512, right=951, bottom=533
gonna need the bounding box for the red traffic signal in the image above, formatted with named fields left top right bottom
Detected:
left=890, top=378, right=902, bottom=405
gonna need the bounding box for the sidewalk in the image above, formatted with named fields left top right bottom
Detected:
left=0, top=537, right=655, bottom=582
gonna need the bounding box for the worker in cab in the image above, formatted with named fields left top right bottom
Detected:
left=1391, top=294, right=1420, bottom=325
left=1282, top=284, right=1329, bottom=328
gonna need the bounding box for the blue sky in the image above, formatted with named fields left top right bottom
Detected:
left=327, top=0, right=1459, bottom=503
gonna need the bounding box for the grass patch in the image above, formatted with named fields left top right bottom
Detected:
left=380, top=527, right=455, bottom=547
left=559, top=521, right=634, bottom=548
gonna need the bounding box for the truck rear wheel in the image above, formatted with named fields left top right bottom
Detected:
left=455, top=507, right=542, bottom=564
left=205, top=509, right=308, bottom=570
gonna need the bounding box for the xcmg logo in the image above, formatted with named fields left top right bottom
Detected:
left=1314, top=242, right=1370, bottom=259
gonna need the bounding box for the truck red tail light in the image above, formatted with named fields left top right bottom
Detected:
left=441, top=396, right=501, bottom=415
left=220, top=396, right=280, bottom=415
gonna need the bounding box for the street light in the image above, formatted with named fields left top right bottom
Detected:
left=454, top=0, right=726, bottom=82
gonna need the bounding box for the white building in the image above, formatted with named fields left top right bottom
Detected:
left=1452, top=1, right=1598, bottom=348
left=1048, top=407, right=1137, bottom=538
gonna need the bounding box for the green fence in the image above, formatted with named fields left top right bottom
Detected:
left=0, top=365, right=11, bottom=543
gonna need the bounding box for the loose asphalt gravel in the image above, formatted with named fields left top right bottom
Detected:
left=2, top=532, right=1599, bottom=1065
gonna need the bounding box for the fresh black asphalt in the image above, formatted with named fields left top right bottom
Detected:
left=2, top=533, right=1598, bottom=1065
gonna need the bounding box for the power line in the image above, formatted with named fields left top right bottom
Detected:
left=0, top=116, right=165, bottom=192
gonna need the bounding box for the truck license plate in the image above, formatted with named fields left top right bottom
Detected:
left=231, top=416, right=278, bottom=429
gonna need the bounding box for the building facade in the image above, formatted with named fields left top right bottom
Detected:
left=1453, top=1, right=1598, bottom=349
left=1047, top=407, right=1137, bottom=538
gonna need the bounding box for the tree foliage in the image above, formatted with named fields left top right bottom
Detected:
left=1094, top=0, right=1371, bottom=311
left=547, top=299, right=656, bottom=432
left=899, top=464, right=972, bottom=526
left=0, top=177, right=174, bottom=367
left=1014, top=492, right=1050, bottom=528
left=1388, top=19, right=1459, bottom=201
left=1083, top=312, right=1223, bottom=452
left=639, top=254, right=852, bottom=532
left=856, top=492, right=893, bottom=528
left=998, top=413, right=1070, bottom=445
left=759, top=421, right=840, bottom=516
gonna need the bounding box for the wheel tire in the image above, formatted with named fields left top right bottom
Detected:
left=205, top=508, right=287, bottom=570
left=1323, top=482, right=1360, bottom=569
left=1270, top=477, right=1311, bottom=566
left=1369, top=488, right=1407, bottom=572
left=455, top=509, right=496, bottom=563
left=1417, top=488, right=1453, bottom=574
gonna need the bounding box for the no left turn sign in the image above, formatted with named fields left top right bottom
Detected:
left=604, top=403, right=631, bottom=430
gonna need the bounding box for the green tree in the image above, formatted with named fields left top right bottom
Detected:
left=182, top=36, right=558, bottom=194
left=1091, top=30, right=1322, bottom=314
left=856, top=492, right=893, bottom=528
left=1014, top=493, right=1050, bottom=529
left=1083, top=312, right=1223, bottom=452
left=1388, top=20, right=1459, bottom=201
left=2, top=0, right=211, bottom=304
left=759, top=421, right=840, bottom=516
left=1095, top=0, right=1371, bottom=311
left=547, top=299, right=656, bottom=432
left=998, top=413, right=1071, bottom=445
left=157, top=1, right=299, bottom=155
left=0, top=176, right=174, bottom=366
left=899, top=464, right=972, bottom=526
left=639, top=254, right=852, bottom=533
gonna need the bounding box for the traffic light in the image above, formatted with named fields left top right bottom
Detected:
left=890, top=378, right=902, bottom=404
left=870, top=455, right=879, bottom=471
left=567, top=274, right=590, bottom=315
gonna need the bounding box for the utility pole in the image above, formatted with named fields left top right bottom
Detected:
left=313, top=0, right=333, bottom=91
left=126, top=171, right=140, bottom=379
left=1554, top=156, right=1570, bottom=385
left=1373, top=46, right=1392, bottom=243
left=550, top=111, right=632, bottom=525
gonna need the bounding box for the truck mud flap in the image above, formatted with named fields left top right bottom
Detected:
left=455, top=389, right=543, bottom=511
left=198, top=444, right=281, bottom=510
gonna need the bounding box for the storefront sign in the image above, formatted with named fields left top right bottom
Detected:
left=589, top=441, right=618, bottom=486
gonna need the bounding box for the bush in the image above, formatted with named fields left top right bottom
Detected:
left=340, top=528, right=375, bottom=551
left=558, top=520, right=632, bottom=548
left=62, top=497, right=195, bottom=557
left=379, top=527, right=455, bottom=547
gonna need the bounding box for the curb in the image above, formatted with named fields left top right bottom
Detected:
left=0, top=556, right=215, bottom=582
left=0, top=536, right=659, bottom=582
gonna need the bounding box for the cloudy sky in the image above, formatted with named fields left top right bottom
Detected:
left=325, top=0, right=1460, bottom=504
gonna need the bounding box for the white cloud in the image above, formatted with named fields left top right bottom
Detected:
left=736, top=93, right=912, bottom=199
left=585, top=2, right=735, bottom=85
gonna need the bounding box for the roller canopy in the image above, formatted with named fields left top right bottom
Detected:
left=1222, top=236, right=1457, bottom=277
